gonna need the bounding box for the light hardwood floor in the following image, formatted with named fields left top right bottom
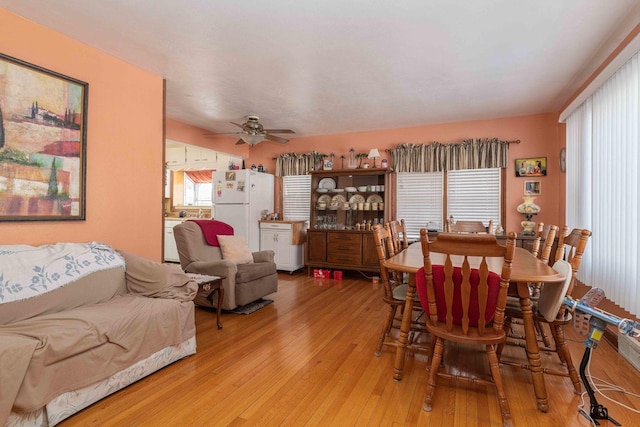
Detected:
left=62, top=272, right=640, bottom=426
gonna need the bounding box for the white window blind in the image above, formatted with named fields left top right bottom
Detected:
left=283, top=175, right=311, bottom=222
left=396, top=172, right=443, bottom=239
left=447, top=168, right=501, bottom=228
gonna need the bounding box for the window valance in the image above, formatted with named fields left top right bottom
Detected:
left=388, top=138, right=514, bottom=173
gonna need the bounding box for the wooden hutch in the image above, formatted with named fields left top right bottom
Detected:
left=305, top=168, right=393, bottom=274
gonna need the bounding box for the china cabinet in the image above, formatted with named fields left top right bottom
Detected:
left=305, top=168, right=392, bottom=273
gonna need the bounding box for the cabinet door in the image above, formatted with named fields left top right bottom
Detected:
left=306, top=231, right=327, bottom=262
left=164, top=223, right=180, bottom=262
left=166, top=147, right=185, bottom=166
left=261, top=229, right=277, bottom=254
left=361, top=232, right=379, bottom=266
left=275, top=231, right=293, bottom=268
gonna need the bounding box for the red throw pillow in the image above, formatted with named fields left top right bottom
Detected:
left=415, top=265, right=501, bottom=326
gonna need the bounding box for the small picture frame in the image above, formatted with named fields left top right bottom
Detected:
left=225, top=171, right=236, bottom=181
left=524, top=180, right=541, bottom=195
left=323, top=158, right=333, bottom=170
left=515, top=157, right=547, bottom=177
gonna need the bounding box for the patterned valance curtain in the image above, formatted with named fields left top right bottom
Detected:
left=275, top=151, right=321, bottom=176
left=389, top=138, right=512, bottom=172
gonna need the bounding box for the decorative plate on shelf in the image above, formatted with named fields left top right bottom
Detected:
left=316, top=188, right=329, bottom=193
left=331, top=188, right=344, bottom=193
left=318, top=178, right=336, bottom=190
left=366, top=194, right=383, bottom=203
left=317, top=195, right=332, bottom=205
left=349, top=194, right=365, bottom=204
left=331, top=194, right=347, bottom=205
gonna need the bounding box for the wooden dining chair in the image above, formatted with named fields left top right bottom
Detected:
left=499, top=228, right=591, bottom=395
left=372, top=224, right=428, bottom=357
left=503, top=224, right=558, bottom=349
left=417, top=229, right=517, bottom=427
left=446, top=219, right=487, bottom=233
left=387, top=219, right=409, bottom=254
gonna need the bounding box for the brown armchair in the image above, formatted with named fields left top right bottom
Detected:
left=173, top=220, right=278, bottom=310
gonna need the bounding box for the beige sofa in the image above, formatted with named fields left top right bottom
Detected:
left=173, top=220, right=278, bottom=310
left=0, top=242, right=197, bottom=426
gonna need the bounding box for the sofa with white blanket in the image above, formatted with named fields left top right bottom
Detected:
left=0, top=242, right=198, bottom=426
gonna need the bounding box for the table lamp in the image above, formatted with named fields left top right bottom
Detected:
left=368, top=148, right=380, bottom=167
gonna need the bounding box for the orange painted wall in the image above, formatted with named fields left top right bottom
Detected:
left=247, top=113, right=563, bottom=233
left=0, top=9, right=164, bottom=260
left=165, top=118, right=248, bottom=158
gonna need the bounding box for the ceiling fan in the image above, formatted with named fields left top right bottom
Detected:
left=204, top=115, right=295, bottom=146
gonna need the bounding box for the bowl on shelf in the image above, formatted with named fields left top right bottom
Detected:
left=357, top=186, right=368, bottom=192
left=317, top=188, right=329, bottom=193
left=345, top=186, right=357, bottom=192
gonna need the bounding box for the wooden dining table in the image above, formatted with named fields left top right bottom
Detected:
left=383, top=241, right=566, bottom=413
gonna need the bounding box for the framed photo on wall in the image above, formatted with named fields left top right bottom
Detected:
left=0, top=52, right=88, bottom=221
left=515, top=157, right=547, bottom=177
left=524, top=180, right=542, bottom=195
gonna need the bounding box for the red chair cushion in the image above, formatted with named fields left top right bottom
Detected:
left=415, top=265, right=501, bottom=326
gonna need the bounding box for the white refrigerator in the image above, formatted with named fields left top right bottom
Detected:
left=212, top=169, right=274, bottom=252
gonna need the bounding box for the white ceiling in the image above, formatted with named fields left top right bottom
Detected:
left=2, top=0, right=640, bottom=138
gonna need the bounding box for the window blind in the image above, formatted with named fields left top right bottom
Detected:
left=283, top=175, right=311, bottom=222
left=447, top=168, right=501, bottom=228
left=566, top=50, right=640, bottom=316
left=396, top=172, right=443, bottom=239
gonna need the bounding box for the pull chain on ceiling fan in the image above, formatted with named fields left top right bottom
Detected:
left=204, top=115, right=295, bottom=146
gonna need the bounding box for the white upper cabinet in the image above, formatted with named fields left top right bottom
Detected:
left=186, top=146, right=214, bottom=166
left=166, top=146, right=186, bottom=166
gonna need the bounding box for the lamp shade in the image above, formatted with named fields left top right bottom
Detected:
left=368, top=148, right=380, bottom=159
left=241, top=134, right=265, bottom=146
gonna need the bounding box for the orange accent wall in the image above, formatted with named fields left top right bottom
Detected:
left=165, top=118, right=248, bottom=158
left=247, top=113, right=563, bottom=233
left=0, top=9, right=164, bottom=260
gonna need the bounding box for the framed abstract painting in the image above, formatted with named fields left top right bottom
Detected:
left=0, top=53, right=88, bottom=221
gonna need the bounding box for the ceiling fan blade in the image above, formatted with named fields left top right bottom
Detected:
left=235, top=138, right=246, bottom=145
left=203, top=131, right=243, bottom=136
left=263, top=129, right=295, bottom=134
left=264, top=134, right=289, bottom=144
left=231, top=121, right=245, bottom=129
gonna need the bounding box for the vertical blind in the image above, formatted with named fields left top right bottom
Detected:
left=283, top=175, right=311, bottom=222
left=566, top=50, right=640, bottom=316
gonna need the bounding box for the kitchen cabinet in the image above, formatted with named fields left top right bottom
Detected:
left=164, top=219, right=182, bottom=262
left=166, top=146, right=186, bottom=167
left=186, top=146, right=214, bottom=166
left=259, top=220, right=306, bottom=273
left=305, top=168, right=392, bottom=273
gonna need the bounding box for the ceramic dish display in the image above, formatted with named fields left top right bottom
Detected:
left=357, top=186, right=368, bottom=192
left=316, top=188, right=329, bottom=193
left=349, top=194, right=365, bottom=204
left=331, top=188, right=344, bottom=193
left=366, top=194, right=383, bottom=203
left=317, top=195, right=332, bottom=205
left=344, top=186, right=357, bottom=192
left=318, top=178, right=337, bottom=190
left=331, top=194, right=347, bottom=205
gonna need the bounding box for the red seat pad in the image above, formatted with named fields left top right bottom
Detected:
left=416, top=265, right=501, bottom=326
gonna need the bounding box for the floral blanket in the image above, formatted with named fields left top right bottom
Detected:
left=0, top=242, right=125, bottom=304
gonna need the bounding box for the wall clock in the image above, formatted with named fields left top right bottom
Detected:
left=559, top=147, right=566, bottom=173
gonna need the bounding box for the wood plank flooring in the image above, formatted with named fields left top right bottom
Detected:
left=61, top=271, right=640, bottom=426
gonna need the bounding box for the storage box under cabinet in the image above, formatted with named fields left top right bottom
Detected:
left=259, top=220, right=306, bottom=273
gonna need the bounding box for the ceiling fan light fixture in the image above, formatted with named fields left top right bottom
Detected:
left=241, top=134, right=265, bottom=146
